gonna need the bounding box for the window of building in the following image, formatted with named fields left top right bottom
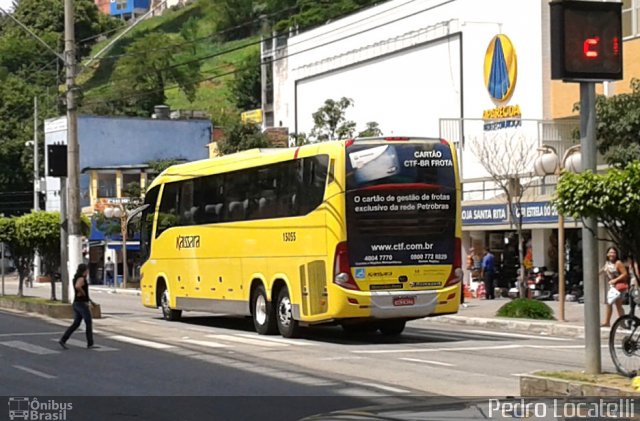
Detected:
left=623, top=0, right=638, bottom=38
left=97, top=173, right=117, bottom=198
left=122, top=173, right=140, bottom=197
left=116, top=0, right=127, bottom=10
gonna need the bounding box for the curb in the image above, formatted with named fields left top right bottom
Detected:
left=435, top=315, right=609, bottom=339
left=91, top=286, right=141, bottom=297
left=520, top=373, right=639, bottom=396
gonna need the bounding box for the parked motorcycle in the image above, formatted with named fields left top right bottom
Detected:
left=526, top=266, right=558, bottom=300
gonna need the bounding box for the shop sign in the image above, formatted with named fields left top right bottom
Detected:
left=482, top=34, right=522, bottom=131
left=462, top=204, right=508, bottom=225
left=463, top=201, right=573, bottom=226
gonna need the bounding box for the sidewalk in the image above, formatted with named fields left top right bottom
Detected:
left=0, top=273, right=141, bottom=297
left=0, top=273, right=614, bottom=338
left=435, top=295, right=611, bottom=339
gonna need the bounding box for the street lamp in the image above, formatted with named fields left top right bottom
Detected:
left=533, top=144, right=581, bottom=322
left=104, top=204, right=128, bottom=290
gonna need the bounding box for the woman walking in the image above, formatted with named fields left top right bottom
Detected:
left=59, top=263, right=96, bottom=349
left=601, top=247, right=628, bottom=327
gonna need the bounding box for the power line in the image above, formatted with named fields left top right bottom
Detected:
left=82, top=0, right=443, bottom=106
left=85, top=4, right=298, bottom=64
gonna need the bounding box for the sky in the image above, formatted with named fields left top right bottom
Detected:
left=0, top=0, right=12, bottom=12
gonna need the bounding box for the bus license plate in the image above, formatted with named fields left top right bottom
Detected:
left=393, top=296, right=415, bottom=306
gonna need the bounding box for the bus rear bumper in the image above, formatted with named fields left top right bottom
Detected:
left=368, top=290, right=438, bottom=319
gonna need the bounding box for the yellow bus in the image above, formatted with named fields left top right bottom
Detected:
left=139, top=137, right=462, bottom=337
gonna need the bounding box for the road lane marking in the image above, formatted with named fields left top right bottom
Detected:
left=0, top=332, right=63, bottom=337
left=109, top=336, right=175, bottom=349
left=181, top=339, right=229, bottom=348
left=205, top=334, right=288, bottom=347
left=352, top=344, right=522, bottom=354
left=0, top=340, right=58, bottom=355
left=335, top=387, right=387, bottom=397
left=234, top=334, right=314, bottom=346
left=13, top=365, right=56, bottom=379
left=400, top=357, right=455, bottom=367
left=461, top=329, right=570, bottom=341
left=55, top=339, right=119, bottom=352
left=349, top=381, right=411, bottom=394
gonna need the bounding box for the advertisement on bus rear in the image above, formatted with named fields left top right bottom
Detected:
left=345, top=140, right=457, bottom=267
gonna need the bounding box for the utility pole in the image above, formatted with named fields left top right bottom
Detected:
left=580, top=82, right=601, bottom=373
left=60, top=178, right=69, bottom=303
left=65, top=0, right=82, bottom=286
left=33, top=96, right=41, bottom=281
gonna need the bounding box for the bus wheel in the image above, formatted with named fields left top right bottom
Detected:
left=252, top=285, right=277, bottom=335
left=160, top=289, right=182, bottom=321
left=276, top=288, right=300, bottom=338
left=379, top=320, right=406, bottom=336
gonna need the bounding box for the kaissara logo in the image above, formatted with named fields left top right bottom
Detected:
left=484, top=34, right=518, bottom=102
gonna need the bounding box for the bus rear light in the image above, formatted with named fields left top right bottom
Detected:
left=333, top=242, right=360, bottom=290
left=444, top=237, right=462, bottom=288
left=383, top=137, right=410, bottom=141
left=446, top=293, right=456, bottom=300
left=347, top=297, right=359, bottom=304
left=345, top=139, right=355, bottom=148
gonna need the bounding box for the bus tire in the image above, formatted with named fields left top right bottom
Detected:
left=252, top=284, right=277, bottom=335
left=160, top=288, right=182, bottom=321
left=276, top=287, right=300, bottom=338
left=379, top=319, right=406, bottom=336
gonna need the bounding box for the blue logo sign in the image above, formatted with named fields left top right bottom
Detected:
left=355, top=268, right=365, bottom=279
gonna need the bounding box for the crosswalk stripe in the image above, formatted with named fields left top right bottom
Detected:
left=234, top=334, right=314, bottom=346
left=349, top=381, right=412, bottom=394
left=13, top=365, right=56, bottom=379
left=55, top=339, right=119, bottom=352
left=182, top=339, right=229, bottom=348
left=0, top=340, right=58, bottom=355
left=109, top=335, right=175, bottom=349
left=0, top=332, right=63, bottom=337
left=205, top=334, right=288, bottom=347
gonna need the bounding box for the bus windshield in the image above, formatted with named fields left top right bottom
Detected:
left=345, top=140, right=457, bottom=267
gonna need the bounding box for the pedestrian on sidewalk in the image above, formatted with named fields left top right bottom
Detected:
left=481, top=247, right=495, bottom=300
left=601, top=246, right=628, bottom=327
left=59, top=263, right=96, bottom=349
left=104, top=257, right=114, bottom=287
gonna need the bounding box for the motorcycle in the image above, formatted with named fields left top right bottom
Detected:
left=526, top=266, right=558, bottom=300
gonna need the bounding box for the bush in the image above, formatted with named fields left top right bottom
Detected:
left=497, top=298, right=555, bottom=320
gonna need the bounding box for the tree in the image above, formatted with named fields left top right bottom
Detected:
left=573, top=78, right=640, bottom=165
left=218, top=119, right=270, bottom=154
left=230, top=48, right=261, bottom=111
left=0, top=217, right=27, bottom=297
left=470, top=132, right=537, bottom=298
left=358, top=121, right=383, bottom=137
left=17, top=212, right=61, bottom=300
left=309, top=97, right=356, bottom=141
left=109, top=32, right=202, bottom=116
left=556, top=162, right=640, bottom=267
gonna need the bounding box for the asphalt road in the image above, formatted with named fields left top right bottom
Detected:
left=0, top=310, right=385, bottom=420
left=2, top=280, right=617, bottom=399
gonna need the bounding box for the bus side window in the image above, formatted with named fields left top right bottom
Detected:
left=140, top=186, right=159, bottom=262
left=156, top=182, right=180, bottom=238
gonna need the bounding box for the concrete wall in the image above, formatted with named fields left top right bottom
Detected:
left=273, top=0, right=544, bottom=181
left=44, top=115, right=212, bottom=210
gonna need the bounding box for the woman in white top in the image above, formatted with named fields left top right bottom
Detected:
left=602, top=247, right=628, bottom=327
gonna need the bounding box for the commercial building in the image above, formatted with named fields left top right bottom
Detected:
left=262, top=0, right=638, bottom=289
left=44, top=114, right=212, bottom=284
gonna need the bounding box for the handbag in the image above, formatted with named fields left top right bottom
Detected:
left=607, top=285, right=621, bottom=304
